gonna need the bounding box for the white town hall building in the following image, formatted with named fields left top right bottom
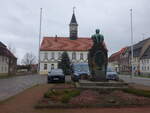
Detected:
left=39, top=12, right=93, bottom=74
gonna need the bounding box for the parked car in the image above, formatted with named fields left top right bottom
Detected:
left=47, top=69, right=65, bottom=83
left=71, top=63, right=90, bottom=81
left=106, top=67, right=119, bottom=81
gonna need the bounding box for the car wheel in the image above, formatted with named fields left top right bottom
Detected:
left=106, top=79, right=109, bottom=81
left=115, top=78, right=119, bottom=81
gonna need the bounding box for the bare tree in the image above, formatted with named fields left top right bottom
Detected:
left=21, top=52, right=36, bottom=71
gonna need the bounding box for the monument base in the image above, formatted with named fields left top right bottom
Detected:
left=76, top=80, right=128, bottom=90
left=91, top=69, right=106, bottom=81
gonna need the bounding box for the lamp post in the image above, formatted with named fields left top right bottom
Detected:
left=130, top=9, right=134, bottom=79
left=38, top=8, right=43, bottom=74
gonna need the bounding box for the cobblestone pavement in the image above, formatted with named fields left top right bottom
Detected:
left=0, top=74, right=46, bottom=101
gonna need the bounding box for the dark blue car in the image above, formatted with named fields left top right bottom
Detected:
left=71, top=63, right=90, bottom=81
left=47, top=69, right=65, bottom=83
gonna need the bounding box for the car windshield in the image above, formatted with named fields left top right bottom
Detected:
left=50, top=69, right=63, bottom=75
left=107, top=67, right=115, bottom=72
left=73, top=63, right=89, bottom=73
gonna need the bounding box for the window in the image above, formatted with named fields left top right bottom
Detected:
left=58, top=52, right=61, bottom=60
left=5, top=57, right=7, bottom=63
left=80, top=53, right=83, bottom=60
left=2, top=56, right=4, bottom=62
left=44, top=64, right=47, bottom=70
left=87, top=54, right=89, bottom=60
left=72, top=52, right=76, bottom=60
left=44, top=52, right=48, bottom=59
left=147, top=66, right=149, bottom=71
left=51, top=64, right=54, bottom=70
left=1, top=66, right=3, bottom=72
left=5, top=66, right=7, bottom=72
left=51, top=52, right=55, bottom=59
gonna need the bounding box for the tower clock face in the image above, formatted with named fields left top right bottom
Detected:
left=72, top=27, right=76, bottom=30
left=70, top=24, right=78, bottom=39
left=70, top=26, right=77, bottom=31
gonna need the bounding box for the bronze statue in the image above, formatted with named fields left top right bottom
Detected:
left=88, top=29, right=108, bottom=81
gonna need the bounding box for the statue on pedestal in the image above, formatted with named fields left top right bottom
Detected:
left=88, top=29, right=108, bottom=81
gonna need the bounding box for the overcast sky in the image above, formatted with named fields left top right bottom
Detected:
left=0, top=0, right=150, bottom=64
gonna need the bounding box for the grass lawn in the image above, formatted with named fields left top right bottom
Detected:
left=134, top=74, right=150, bottom=78
left=123, top=88, right=150, bottom=98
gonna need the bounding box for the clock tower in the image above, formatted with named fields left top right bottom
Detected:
left=69, top=8, right=78, bottom=40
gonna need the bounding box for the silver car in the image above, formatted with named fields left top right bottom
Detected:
left=47, top=69, right=65, bottom=83
left=106, top=67, right=119, bottom=81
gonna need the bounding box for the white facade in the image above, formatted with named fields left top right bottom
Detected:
left=108, top=61, right=119, bottom=72
left=0, top=55, right=9, bottom=75
left=132, top=57, right=140, bottom=72
left=140, top=59, right=150, bottom=75
left=39, top=51, right=88, bottom=74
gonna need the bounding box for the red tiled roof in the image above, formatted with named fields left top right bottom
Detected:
left=0, top=42, right=17, bottom=59
left=40, top=37, right=93, bottom=51
left=109, top=47, right=127, bottom=62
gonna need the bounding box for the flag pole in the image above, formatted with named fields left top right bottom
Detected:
left=38, top=8, right=42, bottom=74
left=130, top=9, right=134, bottom=79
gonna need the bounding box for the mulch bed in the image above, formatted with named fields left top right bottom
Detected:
left=69, top=90, right=99, bottom=105
left=36, top=84, right=150, bottom=108
left=51, top=83, right=75, bottom=89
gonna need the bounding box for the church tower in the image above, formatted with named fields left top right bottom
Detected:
left=69, top=8, right=78, bottom=40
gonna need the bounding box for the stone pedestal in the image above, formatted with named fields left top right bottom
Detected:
left=94, top=69, right=106, bottom=81
left=90, top=65, right=106, bottom=81
left=76, top=80, right=128, bottom=90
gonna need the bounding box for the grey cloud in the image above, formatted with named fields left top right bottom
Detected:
left=0, top=0, right=150, bottom=63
